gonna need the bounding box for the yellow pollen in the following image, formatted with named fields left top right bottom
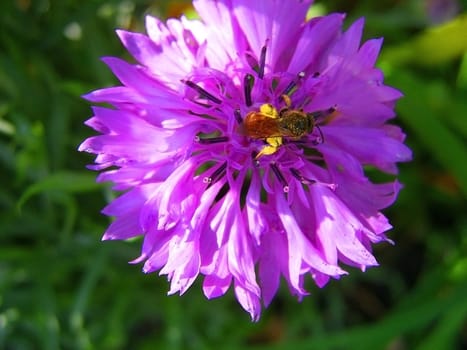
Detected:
left=255, top=103, right=283, bottom=158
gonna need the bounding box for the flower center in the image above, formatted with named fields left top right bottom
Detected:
left=242, top=95, right=321, bottom=158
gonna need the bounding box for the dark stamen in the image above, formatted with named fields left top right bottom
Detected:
left=203, top=161, right=227, bottom=184
left=290, top=168, right=316, bottom=185
left=195, top=136, right=229, bottom=144
left=283, top=71, right=305, bottom=96
left=244, top=74, right=254, bottom=107
left=270, top=163, right=289, bottom=192
left=234, top=109, right=243, bottom=124
left=193, top=101, right=213, bottom=108
left=188, top=110, right=218, bottom=120
left=312, top=72, right=320, bottom=78
left=183, top=80, right=222, bottom=104
left=245, top=52, right=259, bottom=72
left=290, top=168, right=337, bottom=191
left=258, top=44, right=267, bottom=79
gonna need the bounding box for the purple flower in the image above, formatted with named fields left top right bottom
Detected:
left=79, top=0, right=412, bottom=321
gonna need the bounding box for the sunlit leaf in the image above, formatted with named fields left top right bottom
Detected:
left=457, top=52, right=467, bottom=89
left=386, top=69, right=467, bottom=197
left=382, top=14, right=467, bottom=67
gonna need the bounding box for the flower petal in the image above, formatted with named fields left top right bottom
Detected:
left=233, top=0, right=313, bottom=71
left=287, top=13, right=344, bottom=74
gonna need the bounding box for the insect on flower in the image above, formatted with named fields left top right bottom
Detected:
left=79, top=0, right=413, bottom=321
left=242, top=94, right=337, bottom=158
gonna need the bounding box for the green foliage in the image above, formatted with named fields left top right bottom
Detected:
left=1, top=0, right=466, bottom=349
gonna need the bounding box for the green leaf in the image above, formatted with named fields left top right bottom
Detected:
left=382, top=14, right=467, bottom=67
left=386, top=69, right=467, bottom=198
left=457, top=52, right=467, bottom=89
left=249, top=274, right=467, bottom=350
left=416, top=296, right=467, bottom=350
left=17, top=171, right=103, bottom=211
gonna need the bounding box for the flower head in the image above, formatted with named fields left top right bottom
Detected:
left=79, top=0, right=412, bottom=321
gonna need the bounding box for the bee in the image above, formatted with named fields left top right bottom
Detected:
left=242, top=95, right=335, bottom=158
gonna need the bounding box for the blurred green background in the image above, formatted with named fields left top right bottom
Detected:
left=1, top=0, right=467, bottom=349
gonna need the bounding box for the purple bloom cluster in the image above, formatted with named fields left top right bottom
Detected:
left=80, top=0, right=412, bottom=320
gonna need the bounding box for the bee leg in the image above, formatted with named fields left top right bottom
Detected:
left=256, top=137, right=282, bottom=158
left=259, top=103, right=278, bottom=118
left=281, top=94, right=292, bottom=107
left=278, top=95, right=292, bottom=116
left=255, top=145, right=278, bottom=158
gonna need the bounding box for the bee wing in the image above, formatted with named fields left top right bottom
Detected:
left=244, top=112, right=283, bottom=138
